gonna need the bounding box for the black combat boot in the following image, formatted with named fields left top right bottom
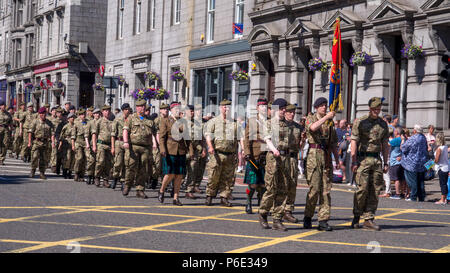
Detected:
left=283, top=211, right=299, bottom=223
left=67, top=170, right=73, bottom=179
left=318, top=221, right=333, bottom=231
left=351, top=216, right=360, bottom=229
left=150, top=179, right=158, bottom=190
left=205, top=196, right=213, bottom=206
left=158, top=191, right=164, bottom=203
left=303, top=216, right=312, bottom=229
left=111, top=178, right=119, bottom=189
left=220, top=197, right=232, bottom=207
left=87, top=176, right=92, bottom=185
left=62, top=169, right=67, bottom=179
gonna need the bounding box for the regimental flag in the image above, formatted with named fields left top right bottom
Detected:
left=329, top=18, right=344, bottom=112
left=233, top=23, right=243, bottom=35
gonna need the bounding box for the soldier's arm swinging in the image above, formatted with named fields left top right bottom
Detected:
left=122, top=129, right=129, bottom=149
left=309, top=111, right=335, bottom=132
left=381, top=138, right=389, bottom=173
left=351, top=139, right=358, bottom=173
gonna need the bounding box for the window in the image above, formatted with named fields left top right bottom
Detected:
left=234, top=0, right=244, bottom=38
left=149, top=0, right=156, bottom=30
left=171, top=67, right=181, bottom=101
left=0, top=34, right=2, bottom=59
left=4, top=32, right=9, bottom=63
left=173, top=0, right=181, bottom=25
left=58, top=15, right=64, bottom=52
left=206, top=0, right=215, bottom=43
left=36, top=24, right=42, bottom=59
left=118, top=0, right=124, bottom=39
left=15, top=39, right=21, bottom=68
left=16, top=0, right=24, bottom=27
left=47, top=19, right=52, bottom=56
left=134, top=0, right=141, bottom=34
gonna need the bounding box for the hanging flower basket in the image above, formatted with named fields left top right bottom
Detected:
left=155, top=88, right=170, bottom=100
left=92, top=83, right=105, bottom=91
left=350, top=51, right=374, bottom=67
left=170, top=70, right=185, bottom=81
left=130, top=87, right=156, bottom=101
left=401, top=44, right=424, bottom=60
left=144, top=71, right=160, bottom=83
left=118, top=75, right=126, bottom=86
left=229, top=70, right=249, bottom=81
left=308, top=57, right=329, bottom=72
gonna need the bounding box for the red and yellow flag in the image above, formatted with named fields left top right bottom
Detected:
left=329, top=18, right=344, bottom=112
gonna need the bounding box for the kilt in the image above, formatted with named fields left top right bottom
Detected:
left=162, top=154, right=187, bottom=175
left=243, top=160, right=265, bottom=185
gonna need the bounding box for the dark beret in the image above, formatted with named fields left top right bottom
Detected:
left=272, top=98, right=288, bottom=108
left=121, top=103, right=131, bottom=110
left=38, top=107, right=46, bottom=114
left=313, top=97, right=328, bottom=108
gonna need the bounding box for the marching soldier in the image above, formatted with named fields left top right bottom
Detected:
left=184, top=104, right=206, bottom=199
left=7, top=106, right=15, bottom=158
left=72, top=109, right=89, bottom=182
left=350, top=97, right=389, bottom=231
left=0, top=100, right=12, bottom=165
left=13, top=102, right=26, bottom=159
left=243, top=98, right=268, bottom=214
left=122, top=99, right=156, bottom=199
left=205, top=99, right=241, bottom=207
left=258, top=98, right=292, bottom=231
left=51, top=108, right=66, bottom=175
left=86, top=106, right=94, bottom=122
left=85, top=108, right=101, bottom=185
left=92, top=105, right=114, bottom=188
left=150, top=103, right=169, bottom=189
left=21, top=102, right=37, bottom=162
left=282, top=104, right=304, bottom=223
left=28, top=107, right=55, bottom=179
left=59, top=113, right=76, bottom=179
left=303, top=98, right=339, bottom=231
left=158, top=101, right=189, bottom=205
left=111, top=103, right=131, bottom=190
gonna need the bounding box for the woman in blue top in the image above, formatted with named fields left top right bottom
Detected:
left=401, top=125, right=428, bottom=202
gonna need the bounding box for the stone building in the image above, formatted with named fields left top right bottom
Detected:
left=3, top=0, right=107, bottom=109
left=0, top=0, right=12, bottom=104
left=247, top=0, right=450, bottom=134
left=105, top=0, right=255, bottom=117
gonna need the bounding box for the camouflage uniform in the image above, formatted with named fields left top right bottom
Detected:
left=72, top=115, right=89, bottom=180
left=152, top=115, right=163, bottom=183
left=304, top=113, right=337, bottom=222
left=185, top=117, right=206, bottom=193
left=258, top=113, right=292, bottom=222
left=60, top=121, right=75, bottom=175
left=85, top=115, right=99, bottom=180
left=285, top=115, right=303, bottom=216
left=0, top=109, right=12, bottom=164
left=112, top=114, right=127, bottom=182
left=13, top=108, right=26, bottom=158
left=29, top=117, right=54, bottom=177
left=21, top=109, right=37, bottom=161
left=351, top=103, right=389, bottom=225
left=205, top=111, right=241, bottom=204
left=123, top=110, right=156, bottom=194
left=93, top=114, right=113, bottom=184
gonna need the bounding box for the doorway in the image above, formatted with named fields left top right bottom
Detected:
left=79, top=72, right=95, bottom=108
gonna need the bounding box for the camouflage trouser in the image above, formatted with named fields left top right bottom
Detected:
left=353, top=156, right=384, bottom=221
left=206, top=152, right=237, bottom=198
left=85, top=148, right=96, bottom=177
left=21, top=131, right=31, bottom=159
left=61, top=140, right=75, bottom=170
left=0, top=128, right=7, bottom=162
left=185, top=155, right=207, bottom=193
left=258, top=153, right=290, bottom=220
left=304, top=151, right=333, bottom=221
left=113, top=140, right=125, bottom=179
left=13, top=132, right=23, bottom=157
left=125, top=144, right=152, bottom=191
left=95, top=143, right=112, bottom=179
left=6, top=131, right=13, bottom=155
left=73, top=143, right=87, bottom=175
left=151, top=148, right=161, bottom=180
left=284, top=155, right=299, bottom=213
left=31, top=142, right=50, bottom=173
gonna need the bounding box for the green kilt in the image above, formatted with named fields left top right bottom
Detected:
left=162, top=154, right=187, bottom=175
left=243, top=160, right=265, bottom=185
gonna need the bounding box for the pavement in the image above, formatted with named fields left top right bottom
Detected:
left=0, top=157, right=449, bottom=254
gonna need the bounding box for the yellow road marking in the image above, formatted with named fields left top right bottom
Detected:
left=431, top=244, right=450, bottom=253
left=6, top=211, right=246, bottom=253
left=293, top=238, right=433, bottom=252
left=380, top=217, right=450, bottom=226
left=226, top=209, right=416, bottom=253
